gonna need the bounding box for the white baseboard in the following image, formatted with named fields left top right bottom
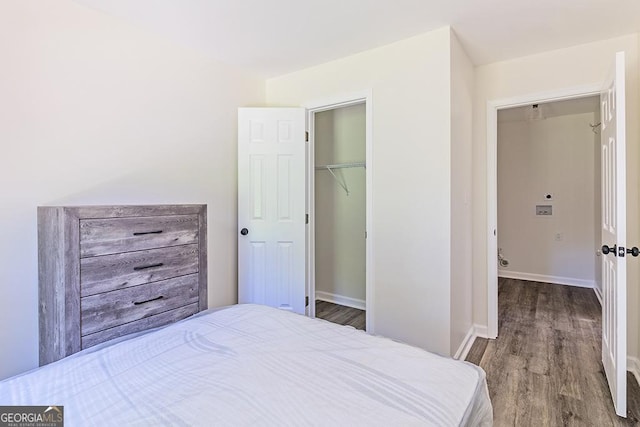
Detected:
left=315, top=291, right=365, bottom=311
left=454, top=327, right=476, bottom=360
left=473, top=324, right=490, bottom=339
left=593, top=286, right=603, bottom=306
left=498, top=270, right=595, bottom=289
left=454, top=324, right=491, bottom=360
left=628, top=356, right=640, bottom=387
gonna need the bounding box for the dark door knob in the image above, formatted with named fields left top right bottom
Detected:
left=240, top=228, right=249, bottom=236
left=627, top=247, right=640, bottom=257
left=602, top=244, right=617, bottom=256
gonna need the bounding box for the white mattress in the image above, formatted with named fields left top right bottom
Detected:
left=0, top=304, right=492, bottom=426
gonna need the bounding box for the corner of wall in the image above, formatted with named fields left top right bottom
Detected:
left=449, top=29, right=475, bottom=356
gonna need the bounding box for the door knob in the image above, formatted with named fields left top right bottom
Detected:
left=602, top=244, right=617, bottom=256
left=240, top=228, right=249, bottom=236
left=602, top=244, right=640, bottom=257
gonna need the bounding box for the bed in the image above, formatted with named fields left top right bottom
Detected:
left=0, top=304, right=492, bottom=426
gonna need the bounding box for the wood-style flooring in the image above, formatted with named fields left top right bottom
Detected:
left=466, top=278, right=640, bottom=426
left=315, top=300, right=365, bottom=330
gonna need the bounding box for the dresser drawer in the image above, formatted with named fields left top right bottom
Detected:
left=80, top=215, right=198, bottom=257
left=81, top=303, right=199, bottom=349
left=81, top=274, right=199, bottom=336
left=80, top=244, right=199, bottom=297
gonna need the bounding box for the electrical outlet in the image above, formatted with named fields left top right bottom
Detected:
left=555, top=233, right=563, bottom=241
left=536, top=205, right=552, bottom=216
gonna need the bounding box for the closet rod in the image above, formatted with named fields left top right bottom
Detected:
left=314, top=161, right=365, bottom=196
left=314, top=161, right=365, bottom=170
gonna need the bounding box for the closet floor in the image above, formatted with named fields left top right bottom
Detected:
left=315, top=300, right=365, bottom=330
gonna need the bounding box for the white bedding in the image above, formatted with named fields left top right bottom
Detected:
left=0, top=304, right=492, bottom=426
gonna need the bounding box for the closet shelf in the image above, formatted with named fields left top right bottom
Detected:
left=315, top=162, right=365, bottom=196
left=314, top=161, right=366, bottom=170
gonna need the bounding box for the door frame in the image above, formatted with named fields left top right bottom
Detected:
left=486, top=84, right=601, bottom=338
left=304, top=90, right=374, bottom=333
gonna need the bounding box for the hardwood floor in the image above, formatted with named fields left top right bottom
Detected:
left=466, top=278, right=640, bottom=426
left=315, top=300, right=365, bottom=330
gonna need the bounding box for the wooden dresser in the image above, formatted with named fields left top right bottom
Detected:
left=38, top=205, right=207, bottom=365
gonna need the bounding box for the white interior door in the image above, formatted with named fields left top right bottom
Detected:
left=601, top=51, right=627, bottom=418
left=238, top=108, right=306, bottom=314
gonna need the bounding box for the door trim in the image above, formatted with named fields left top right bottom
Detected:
left=304, top=90, right=374, bottom=333
left=486, top=84, right=600, bottom=338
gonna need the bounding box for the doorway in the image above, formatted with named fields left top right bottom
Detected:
left=485, top=58, right=630, bottom=415
left=313, top=103, right=366, bottom=329
left=305, top=92, right=373, bottom=333
left=496, top=97, right=601, bottom=297
left=485, top=85, right=602, bottom=338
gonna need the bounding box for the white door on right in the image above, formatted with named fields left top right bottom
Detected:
left=601, top=51, right=627, bottom=418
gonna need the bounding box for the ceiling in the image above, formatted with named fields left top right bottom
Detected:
left=73, top=0, right=640, bottom=78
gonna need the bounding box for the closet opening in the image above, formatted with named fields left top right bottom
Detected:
left=305, top=93, right=373, bottom=333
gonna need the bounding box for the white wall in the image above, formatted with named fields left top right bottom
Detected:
left=0, top=0, right=264, bottom=380
left=450, top=32, right=474, bottom=355
left=267, top=28, right=454, bottom=354
left=314, top=104, right=366, bottom=303
left=473, top=34, right=640, bottom=359
left=498, top=112, right=598, bottom=287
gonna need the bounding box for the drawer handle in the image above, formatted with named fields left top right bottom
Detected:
left=133, top=230, right=163, bottom=236
left=133, top=295, right=164, bottom=305
left=133, top=262, right=164, bottom=271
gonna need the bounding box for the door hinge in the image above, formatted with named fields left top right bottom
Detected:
left=305, top=214, right=309, bottom=224
left=365, top=231, right=367, bottom=239
left=305, top=296, right=309, bottom=307
left=305, top=131, right=309, bottom=142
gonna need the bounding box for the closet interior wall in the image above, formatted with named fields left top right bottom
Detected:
left=314, top=104, right=366, bottom=307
